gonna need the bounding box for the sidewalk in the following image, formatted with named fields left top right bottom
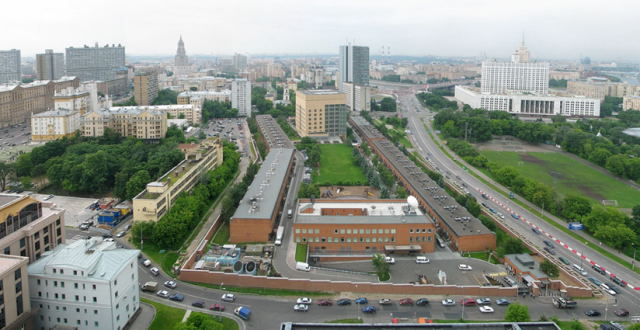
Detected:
left=127, top=302, right=155, bottom=330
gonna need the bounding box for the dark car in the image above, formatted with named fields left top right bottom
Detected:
left=399, top=298, right=414, bottom=305
left=191, top=301, right=205, bottom=308
left=337, top=298, right=352, bottom=306
left=543, top=240, right=554, bottom=248
left=355, top=297, right=368, bottom=304
left=209, top=304, right=225, bottom=312
left=416, top=298, right=430, bottom=306
left=531, top=227, right=541, bottom=235
left=592, top=265, right=606, bottom=275
left=169, top=293, right=184, bottom=302
left=585, top=309, right=602, bottom=317
left=543, top=247, right=556, bottom=255
left=496, top=299, right=510, bottom=306
left=614, top=308, right=629, bottom=317
left=362, top=306, right=377, bottom=314
left=317, top=299, right=333, bottom=306
left=606, top=283, right=621, bottom=294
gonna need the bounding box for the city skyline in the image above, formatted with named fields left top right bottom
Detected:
left=3, top=0, right=640, bottom=61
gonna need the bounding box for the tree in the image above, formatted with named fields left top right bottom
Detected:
left=593, top=224, right=636, bottom=251
left=605, top=154, right=627, bottom=177
left=560, top=196, right=592, bottom=221
left=499, top=237, right=525, bottom=256
left=125, top=170, right=151, bottom=200
left=540, top=259, right=560, bottom=278
left=372, top=253, right=390, bottom=281
left=0, top=162, right=15, bottom=191
left=379, top=97, right=397, bottom=112
left=19, top=176, right=32, bottom=190
left=504, top=303, right=530, bottom=322
left=626, top=324, right=640, bottom=330
left=152, top=89, right=178, bottom=105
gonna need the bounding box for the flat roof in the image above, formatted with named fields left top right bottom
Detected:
left=232, top=148, right=294, bottom=220
left=0, top=194, right=23, bottom=209
left=280, top=322, right=561, bottom=330
left=32, top=109, right=78, bottom=117
left=505, top=254, right=547, bottom=279
left=623, top=128, right=640, bottom=138
left=297, top=200, right=424, bottom=216
left=299, top=89, right=344, bottom=95
left=0, top=255, right=27, bottom=274
left=255, top=114, right=294, bottom=149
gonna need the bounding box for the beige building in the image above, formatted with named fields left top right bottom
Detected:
left=0, top=255, right=32, bottom=330
left=175, top=77, right=228, bottom=92
left=0, top=76, right=79, bottom=128
left=550, top=70, right=580, bottom=81
left=31, top=109, right=81, bottom=142
left=0, top=194, right=66, bottom=263
left=177, top=90, right=231, bottom=113
left=567, top=80, right=640, bottom=100
left=623, top=96, right=640, bottom=111
left=133, top=72, right=158, bottom=106
left=82, top=107, right=168, bottom=140
left=133, top=138, right=223, bottom=222
left=295, top=90, right=349, bottom=138
left=53, top=87, right=90, bottom=115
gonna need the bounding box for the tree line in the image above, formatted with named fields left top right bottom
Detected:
left=416, top=92, right=458, bottom=111
left=202, top=100, right=238, bottom=121
left=370, top=97, right=397, bottom=112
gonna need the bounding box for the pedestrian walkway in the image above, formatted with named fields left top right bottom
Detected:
left=127, top=302, right=155, bottom=330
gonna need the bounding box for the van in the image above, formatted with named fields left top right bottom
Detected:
left=572, top=264, right=588, bottom=276
left=295, top=262, right=310, bottom=272
left=287, top=209, right=293, bottom=219
left=415, top=256, right=430, bottom=264
left=142, top=259, right=152, bottom=267
left=436, top=237, right=446, bottom=249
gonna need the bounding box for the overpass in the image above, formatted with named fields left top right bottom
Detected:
left=371, top=79, right=478, bottom=91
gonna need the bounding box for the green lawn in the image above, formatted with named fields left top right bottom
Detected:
left=211, top=223, right=230, bottom=245
left=142, top=298, right=186, bottom=330
left=134, top=241, right=180, bottom=277
left=467, top=251, right=499, bottom=264
left=481, top=150, right=640, bottom=208
left=190, top=312, right=239, bottom=330
left=313, top=144, right=367, bottom=186
left=295, top=243, right=308, bottom=262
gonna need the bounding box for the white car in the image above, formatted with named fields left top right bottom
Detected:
left=221, top=293, right=236, bottom=302
left=164, top=280, right=177, bottom=289
left=458, top=264, right=473, bottom=271
left=294, top=304, right=309, bottom=312
left=479, top=306, right=495, bottom=313
left=385, top=256, right=396, bottom=264
left=156, top=290, right=170, bottom=298
left=416, top=256, right=430, bottom=264
left=441, top=299, right=456, bottom=306
left=149, top=267, right=160, bottom=276
left=296, top=297, right=312, bottom=304
left=600, top=284, right=617, bottom=296
left=476, top=297, right=491, bottom=305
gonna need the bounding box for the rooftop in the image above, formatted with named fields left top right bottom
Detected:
left=505, top=254, right=547, bottom=279
left=0, top=194, right=23, bottom=209
left=110, top=104, right=193, bottom=111
left=178, top=90, right=231, bottom=97
left=295, top=200, right=431, bottom=225
left=281, top=322, right=561, bottom=330
left=255, top=114, right=294, bottom=149
left=623, top=128, right=640, bottom=138
left=0, top=255, right=28, bottom=274
left=232, top=148, right=294, bottom=220
left=300, top=89, right=344, bottom=95
left=32, top=109, right=78, bottom=117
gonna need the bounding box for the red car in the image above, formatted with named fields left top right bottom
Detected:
left=317, top=299, right=333, bottom=306
left=399, top=298, right=414, bottom=305
left=461, top=298, right=476, bottom=306
left=209, top=304, right=225, bottom=312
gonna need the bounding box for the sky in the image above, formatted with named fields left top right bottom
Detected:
left=2, top=0, right=639, bottom=61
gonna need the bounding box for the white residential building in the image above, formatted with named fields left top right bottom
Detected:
left=481, top=42, right=548, bottom=95
left=31, top=109, right=81, bottom=142
left=341, top=82, right=371, bottom=112
left=28, top=237, right=139, bottom=330
left=232, top=79, right=251, bottom=117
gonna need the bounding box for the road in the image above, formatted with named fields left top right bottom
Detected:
left=389, top=87, right=640, bottom=317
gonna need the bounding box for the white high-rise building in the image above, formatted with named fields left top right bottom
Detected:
left=65, top=44, right=125, bottom=82
left=28, top=237, right=140, bottom=330
left=0, top=49, right=21, bottom=83
left=481, top=42, right=548, bottom=95
left=232, top=79, right=251, bottom=117
left=36, top=49, right=65, bottom=81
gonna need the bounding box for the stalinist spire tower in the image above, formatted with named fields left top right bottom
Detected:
left=175, top=36, right=189, bottom=67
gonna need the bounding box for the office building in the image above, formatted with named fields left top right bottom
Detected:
left=31, top=109, right=81, bottom=142
left=0, top=50, right=21, bottom=83
left=28, top=237, right=140, bottom=330
left=0, top=255, right=31, bottom=329
left=481, top=42, right=548, bottom=95
left=177, top=90, right=232, bottom=112
left=295, top=90, right=348, bottom=137
left=133, top=72, right=158, bottom=106
left=65, top=44, right=125, bottom=81
left=0, top=194, right=66, bottom=263
left=623, top=96, right=640, bottom=111
left=54, top=87, right=91, bottom=115
left=233, top=53, right=247, bottom=72
left=338, top=45, right=369, bottom=89
left=133, top=138, right=224, bottom=222
left=82, top=107, right=168, bottom=140
left=232, top=79, right=251, bottom=116
left=342, top=82, right=371, bottom=112
left=293, top=199, right=436, bottom=257
left=36, top=49, right=65, bottom=80
left=174, top=76, right=228, bottom=92
left=0, top=76, right=79, bottom=128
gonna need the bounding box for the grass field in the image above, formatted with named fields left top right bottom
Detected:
left=295, top=243, right=308, bottom=262
left=313, top=144, right=367, bottom=186
left=481, top=151, right=640, bottom=208
left=134, top=241, right=180, bottom=277
left=142, top=298, right=186, bottom=330
left=211, top=223, right=230, bottom=245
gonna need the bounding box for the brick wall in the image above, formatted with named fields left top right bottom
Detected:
left=229, top=218, right=273, bottom=243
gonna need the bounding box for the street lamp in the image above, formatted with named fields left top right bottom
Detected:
left=461, top=299, right=465, bottom=321
left=140, top=224, right=143, bottom=250
left=632, top=243, right=637, bottom=271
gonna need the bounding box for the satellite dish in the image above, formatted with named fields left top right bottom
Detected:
left=407, top=196, right=419, bottom=209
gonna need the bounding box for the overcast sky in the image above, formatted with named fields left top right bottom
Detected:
left=3, top=0, right=639, bottom=61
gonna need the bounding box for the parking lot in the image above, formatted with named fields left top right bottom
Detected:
left=0, top=123, right=37, bottom=162
left=31, top=193, right=99, bottom=228
left=203, top=118, right=250, bottom=155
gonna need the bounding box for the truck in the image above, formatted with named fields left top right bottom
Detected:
left=274, top=226, right=284, bottom=246
left=141, top=281, right=158, bottom=292
left=295, top=262, right=310, bottom=272
left=234, top=306, right=251, bottom=320
left=552, top=297, right=577, bottom=309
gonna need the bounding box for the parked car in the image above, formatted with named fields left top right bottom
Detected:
left=362, top=306, right=377, bottom=313
left=416, top=298, right=430, bottom=306
left=543, top=247, right=556, bottom=255
left=479, top=306, right=495, bottom=313
left=441, top=299, right=456, bottom=306
left=399, top=298, right=414, bottom=305
left=592, top=264, right=606, bottom=275
left=496, top=299, right=510, bottom=306
left=142, top=259, right=152, bottom=267
left=116, top=231, right=126, bottom=238
left=297, top=297, right=313, bottom=304
left=588, top=277, right=603, bottom=286
left=384, top=256, right=396, bottom=264
left=169, top=293, right=184, bottom=302
left=191, top=301, right=205, bottom=308
left=531, top=227, right=541, bottom=234
left=605, top=283, right=620, bottom=294
left=317, top=299, right=333, bottom=306
left=458, top=264, right=473, bottom=271
left=164, top=280, right=177, bottom=289
left=156, top=290, right=170, bottom=298
left=149, top=267, right=160, bottom=276
left=221, top=293, right=236, bottom=302
left=543, top=240, right=554, bottom=248
left=415, top=256, right=430, bottom=264
left=585, top=309, right=601, bottom=317
left=355, top=297, right=368, bottom=305
left=378, top=298, right=392, bottom=305
left=558, top=257, right=570, bottom=265
left=614, top=309, right=629, bottom=317
left=337, top=298, right=352, bottom=306
left=293, top=304, right=308, bottom=312
left=209, top=303, right=225, bottom=311
left=475, top=298, right=491, bottom=305
left=511, top=213, right=520, bottom=220
left=461, top=298, right=476, bottom=306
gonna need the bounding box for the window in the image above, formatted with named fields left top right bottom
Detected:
left=346, top=229, right=351, bottom=234
left=92, top=284, right=96, bottom=290
left=359, top=229, right=364, bottom=234
left=34, top=232, right=39, bottom=239
left=62, top=294, right=66, bottom=299
left=95, top=321, right=99, bottom=327
left=15, top=282, right=21, bottom=293
left=115, top=291, right=118, bottom=298
left=339, top=229, right=345, bottom=234
left=73, top=270, right=77, bottom=276
left=14, top=269, right=21, bottom=280
left=38, top=291, right=41, bottom=297
left=37, top=279, right=40, bottom=285
left=76, top=308, right=80, bottom=312
left=53, top=269, right=56, bottom=274
left=19, top=238, right=25, bottom=248
left=61, top=282, right=64, bottom=288
left=94, top=310, right=98, bottom=314
left=74, top=283, right=78, bottom=289
left=372, top=229, right=377, bottom=234
left=54, top=281, right=58, bottom=287
left=295, top=229, right=300, bottom=234
left=409, top=229, right=413, bottom=233
left=75, top=295, right=79, bottom=301
left=2, top=247, right=9, bottom=255
left=93, top=297, right=97, bottom=303
left=54, top=293, right=58, bottom=299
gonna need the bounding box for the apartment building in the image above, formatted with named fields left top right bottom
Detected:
left=54, top=87, right=90, bottom=115
left=28, top=237, right=139, bottom=330
left=567, top=80, right=640, bottom=100
left=174, top=77, right=228, bottom=92
left=623, top=96, right=640, bottom=111
left=133, top=138, right=224, bottom=222
left=36, top=50, right=65, bottom=81
left=295, top=89, right=348, bottom=137
left=177, top=90, right=232, bottom=112
left=293, top=199, right=436, bottom=257
left=0, top=194, right=66, bottom=263
left=232, top=79, right=251, bottom=117
left=0, top=255, right=31, bottom=329
left=31, top=109, right=81, bottom=142
left=133, top=72, right=158, bottom=106
left=341, top=82, right=371, bottom=112
left=82, top=107, right=168, bottom=140
left=0, top=50, right=21, bottom=83
left=65, top=44, right=125, bottom=82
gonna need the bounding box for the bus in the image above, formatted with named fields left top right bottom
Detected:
left=275, top=226, right=285, bottom=246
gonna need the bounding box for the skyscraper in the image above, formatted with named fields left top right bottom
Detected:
left=338, top=44, right=369, bottom=89
left=36, top=49, right=65, bottom=80
left=133, top=72, right=158, bottom=106
left=232, top=79, right=251, bottom=117
left=233, top=53, right=247, bottom=72
left=65, top=44, right=125, bottom=81
left=175, top=36, right=189, bottom=67
left=481, top=42, right=548, bottom=95
left=0, top=49, right=21, bottom=83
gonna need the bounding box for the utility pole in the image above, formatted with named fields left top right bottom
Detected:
left=464, top=122, right=468, bottom=142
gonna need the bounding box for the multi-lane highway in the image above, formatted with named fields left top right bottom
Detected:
left=388, top=86, right=640, bottom=317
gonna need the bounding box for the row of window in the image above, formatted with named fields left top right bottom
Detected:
left=297, top=236, right=396, bottom=243
left=296, top=227, right=431, bottom=235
